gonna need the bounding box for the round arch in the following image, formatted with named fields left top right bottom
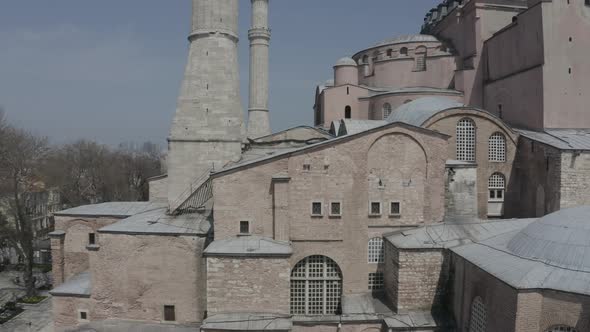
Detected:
left=290, top=255, right=342, bottom=315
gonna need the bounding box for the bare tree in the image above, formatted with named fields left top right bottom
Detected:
left=0, top=124, right=49, bottom=297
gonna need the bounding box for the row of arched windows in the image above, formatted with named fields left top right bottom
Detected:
left=456, top=118, right=507, bottom=163
left=360, top=45, right=427, bottom=74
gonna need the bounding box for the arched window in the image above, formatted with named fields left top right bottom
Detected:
left=382, top=103, right=392, bottom=119
left=546, top=326, right=578, bottom=332
left=414, top=45, right=427, bottom=71
left=489, top=173, right=505, bottom=202
left=400, top=47, right=408, bottom=56
left=456, top=118, right=476, bottom=162
left=362, top=55, right=369, bottom=64
left=291, top=255, right=342, bottom=315
left=386, top=49, right=393, bottom=57
left=488, top=132, right=506, bottom=162
left=368, top=238, right=384, bottom=263
left=469, top=297, right=487, bottom=332
left=345, top=106, right=352, bottom=119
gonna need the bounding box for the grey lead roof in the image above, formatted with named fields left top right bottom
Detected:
left=515, top=128, right=590, bottom=150
left=50, top=271, right=91, bottom=297
left=386, top=96, right=465, bottom=126
left=334, top=57, right=357, bottom=67
left=202, top=313, right=292, bottom=331
left=204, top=236, right=292, bottom=257
left=55, top=201, right=166, bottom=218
left=339, top=119, right=388, bottom=136
left=99, top=206, right=212, bottom=236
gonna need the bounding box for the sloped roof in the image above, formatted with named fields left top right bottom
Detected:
left=386, top=97, right=465, bottom=126
left=202, top=313, right=291, bottom=331
left=99, top=205, right=211, bottom=236
left=50, top=271, right=91, bottom=297
left=204, top=236, right=292, bottom=257
left=339, top=119, right=388, bottom=136
left=55, top=202, right=166, bottom=218
left=515, top=128, right=590, bottom=151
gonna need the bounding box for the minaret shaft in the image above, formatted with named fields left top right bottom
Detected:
left=247, top=0, right=272, bottom=139
left=168, top=0, right=244, bottom=208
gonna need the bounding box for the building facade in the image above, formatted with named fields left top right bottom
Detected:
left=50, top=0, right=590, bottom=331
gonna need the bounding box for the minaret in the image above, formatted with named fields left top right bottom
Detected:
left=246, top=0, right=272, bottom=139
left=167, top=0, right=244, bottom=208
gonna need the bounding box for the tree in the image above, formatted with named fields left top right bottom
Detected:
left=0, top=122, right=49, bottom=297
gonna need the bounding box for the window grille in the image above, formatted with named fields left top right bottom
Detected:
left=368, top=272, right=384, bottom=290
left=311, top=202, right=323, bottom=216
left=88, top=233, right=96, bottom=245
left=239, top=221, right=249, bottom=234
left=547, top=326, right=578, bottom=332
left=164, top=305, right=176, bottom=322
left=330, top=202, right=341, bottom=216
left=382, top=103, right=392, bottom=119
left=469, top=297, right=487, bottom=332
left=368, top=238, right=384, bottom=263
left=456, top=118, right=476, bottom=162
left=390, top=202, right=401, bottom=216
left=488, top=132, right=506, bottom=162
left=489, top=173, right=506, bottom=202
left=290, top=256, right=342, bottom=315
left=400, top=47, right=408, bottom=56
left=370, top=202, right=382, bottom=215
left=415, top=55, right=427, bottom=71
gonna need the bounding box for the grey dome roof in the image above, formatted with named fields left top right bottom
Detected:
left=507, top=206, right=590, bottom=272
left=375, top=34, right=439, bottom=48
left=334, top=57, right=357, bottom=67
left=386, top=97, right=464, bottom=126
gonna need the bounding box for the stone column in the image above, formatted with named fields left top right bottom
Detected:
left=247, top=0, right=272, bottom=139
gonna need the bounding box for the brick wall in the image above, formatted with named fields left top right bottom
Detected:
left=445, top=165, right=478, bottom=219
left=207, top=257, right=290, bottom=315
left=560, top=152, right=590, bottom=209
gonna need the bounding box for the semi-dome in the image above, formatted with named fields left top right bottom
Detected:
left=386, top=96, right=464, bottom=126
left=334, top=57, right=357, bottom=67
left=507, top=206, right=590, bottom=272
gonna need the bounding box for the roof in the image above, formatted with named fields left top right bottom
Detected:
left=515, top=128, right=590, bottom=151
left=50, top=271, right=91, bottom=297
left=202, top=313, right=291, bottom=331
left=341, top=292, right=393, bottom=315
left=99, top=205, right=212, bottom=236
left=386, top=97, right=465, bottom=126
left=55, top=201, right=166, bottom=218
left=203, top=236, right=293, bottom=257
left=72, top=320, right=200, bottom=332
left=386, top=219, right=535, bottom=250
left=338, top=119, right=387, bottom=136
left=507, top=206, right=590, bottom=272
left=334, top=57, right=357, bottom=67
left=362, top=87, right=463, bottom=99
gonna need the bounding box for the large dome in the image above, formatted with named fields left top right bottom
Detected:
left=507, top=206, right=590, bottom=272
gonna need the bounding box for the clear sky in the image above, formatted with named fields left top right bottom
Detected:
left=0, top=0, right=440, bottom=146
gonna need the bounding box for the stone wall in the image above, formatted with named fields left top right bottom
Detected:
left=89, top=233, right=207, bottom=325
left=384, top=242, right=449, bottom=312
left=560, top=151, right=590, bottom=209
left=148, top=176, right=168, bottom=203
left=207, top=257, right=290, bottom=314
left=444, top=165, right=478, bottom=219
left=52, top=216, right=120, bottom=285
left=53, top=296, right=92, bottom=332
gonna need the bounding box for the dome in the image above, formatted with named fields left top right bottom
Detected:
left=507, top=206, right=590, bottom=272
left=334, top=57, right=357, bottom=67
left=386, top=96, right=464, bottom=126
left=324, top=79, right=334, bottom=87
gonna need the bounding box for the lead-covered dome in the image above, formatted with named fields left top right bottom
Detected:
left=334, top=57, right=357, bottom=67
left=507, top=206, right=590, bottom=272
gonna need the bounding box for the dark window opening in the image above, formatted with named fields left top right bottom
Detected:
left=498, top=104, right=503, bottom=119
left=88, top=233, right=96, bottom=245
left=164, top=305, right=176, bottom=322
left=512, top=16, right=518, bottom=23
left=240, top=221, right=250, bottom=234
left=400, top=47, right=408, bottom=56
left=312, top=202, right=323, bottom=216
left=330, top=202, right=341, bottom=216
left=569, top=37, right=573, bottom=42
left=370, top=202, right=381, bottom=215
left=586, top=0, right=590, bottom=6
left=346, top=87, right=350, bottom=95
left=569, top=67, right=572, bottom=74
left=80, top=311, right=87, bottom=320
left=386, top=49, right=393, bottom=57
left=345, top=106, right=352, bottom=119
left=390, top=202, right=401, bottom=215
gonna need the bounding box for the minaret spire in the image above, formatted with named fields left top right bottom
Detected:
left=167, top=0, right=244, bottom=209
left=247, top=0, right=272, bottom=139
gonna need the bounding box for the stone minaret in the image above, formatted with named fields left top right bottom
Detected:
left=167, top=0, right=244, bottom=208
left=246, top=0, right=272, bottom=139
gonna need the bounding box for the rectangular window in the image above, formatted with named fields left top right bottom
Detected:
left=88, top=233, right=96, bottom=245
left=311, top=202, right=323, bottom=217
left=368, top=272, right=384, bottom=290
left=80, top=311, right=88, bottom=320
left=330, top=202, right=342, bottom=216
left=390, top=202, right=401, bottom=216
left=369, top=201, right=382, bottom=216
left=303, top=164, right=311, bottom=171
left=164, top=305, right=176, bottom=322
left=239, top=221, right=250, bottom=234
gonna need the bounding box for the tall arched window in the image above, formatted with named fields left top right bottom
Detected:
left=400, top=47, right=408, bottom=56
left=546, top=326, right=578, bottom=332
left=291, top=255, right=342, bottom=315
left=368, top=238, right=384, bottom=263
left=488, top=132, right=506, bottom=162
left=345, top=106, right=352, bottom=119
left=382, top=103, right=392, bottom=119
left=415, top=45, right=427, bottom=71
left=469, top=297, right=487, bottom=332
left=456, top=118, right=476, bottom=162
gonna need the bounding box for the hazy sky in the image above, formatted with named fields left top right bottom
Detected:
left=0, top=0, right=439, bottom=146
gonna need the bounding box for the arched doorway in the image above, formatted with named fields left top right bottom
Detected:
left=290, top=255, right=342, bottom=315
